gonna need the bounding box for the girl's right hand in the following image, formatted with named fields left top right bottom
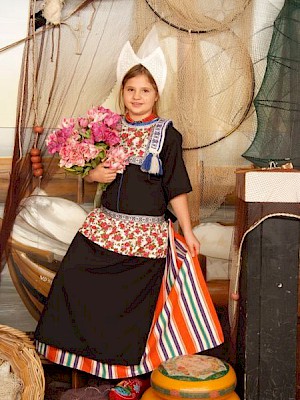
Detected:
left=85, top=161, right=117, bottom=184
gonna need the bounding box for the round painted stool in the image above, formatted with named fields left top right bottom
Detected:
left=142, top=355, right=240, bottom=400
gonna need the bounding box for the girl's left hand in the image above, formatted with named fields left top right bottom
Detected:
left=184, top=231, right=200, bottom=258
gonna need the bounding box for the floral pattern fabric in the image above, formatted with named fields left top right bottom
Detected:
left=120, top=120, right=154, bottom=165
left=79, top=207, right=168, bottom=259
left=79, top=120, right=169, bottom=259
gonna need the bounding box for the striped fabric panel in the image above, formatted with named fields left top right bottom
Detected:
left=145, top=225, right=224, bottom=361
left=36, top=224, right=223, bottom=379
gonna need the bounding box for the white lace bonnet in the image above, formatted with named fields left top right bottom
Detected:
left=116, top=27, right=167, bottom=96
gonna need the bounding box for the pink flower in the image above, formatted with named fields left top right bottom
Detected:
left=46, top=126, right=74, bottom=154
left=104, top=113, right=122, bottom=129
left=46, top=105, right=126, bottom=187
left=105, top=146, right=129, bottom=173
left=82, top=142, right=101, bottom=160
left=58, top=137, right=98, bottom=168
left=78, top=117, right=89, bottom=128
left=60, top=117, right=76, bottom=128
left=87, top=106, right=105, bottom=121
left=103, top=130, right=121, bottom=146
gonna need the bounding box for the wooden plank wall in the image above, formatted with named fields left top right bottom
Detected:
left=0, top=157, right=97, bottom=204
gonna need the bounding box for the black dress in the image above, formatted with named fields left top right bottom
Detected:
left=34, top=118, right=193, bottom=373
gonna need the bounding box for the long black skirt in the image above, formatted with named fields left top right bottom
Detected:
left=34, top=232, right=166, bottom=365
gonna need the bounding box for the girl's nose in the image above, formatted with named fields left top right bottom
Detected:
left=133, top=90, right=141, bottom=99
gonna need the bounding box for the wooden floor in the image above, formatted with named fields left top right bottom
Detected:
left=0, top=263, right=37, bottom=332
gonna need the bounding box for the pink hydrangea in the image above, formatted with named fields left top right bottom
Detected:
left=46, top=126, right=74, bottom=154
left=105, top=146, right=130, bottom=173
left=45, top=106, right=126, bottom=184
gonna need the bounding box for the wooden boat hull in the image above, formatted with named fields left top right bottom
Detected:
left=6, top=235, right=60, bottom=321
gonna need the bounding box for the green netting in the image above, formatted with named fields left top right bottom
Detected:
left=243, top=0, right=300, bottom=168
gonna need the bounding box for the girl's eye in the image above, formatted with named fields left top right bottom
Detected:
left=143, top=89, right=150, bottom=93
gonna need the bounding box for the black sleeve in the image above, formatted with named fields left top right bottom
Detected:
left=160, top=124, right=192, bottom=202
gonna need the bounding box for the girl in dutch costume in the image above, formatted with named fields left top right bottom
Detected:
left=34, top=30, right=224, bottom=400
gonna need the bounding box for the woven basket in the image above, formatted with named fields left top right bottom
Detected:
left=0, top=324, right=45, bottom=400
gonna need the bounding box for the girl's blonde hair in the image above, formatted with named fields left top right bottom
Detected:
left=118, top=64, right=160, bottom=115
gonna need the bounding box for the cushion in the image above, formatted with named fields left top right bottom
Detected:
left=12, top=215, right=69, bottom=259
left=206, top=257, right=229, bottom=281
left=17, top=189, right=88, bottom=245
left=192, top=223, right=234, bottom=260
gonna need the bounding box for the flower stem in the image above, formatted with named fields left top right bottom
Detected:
left=93, top=182, right=108, bottom=208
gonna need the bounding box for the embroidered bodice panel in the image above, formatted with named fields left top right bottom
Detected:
left=120, top=120, right=156, bottom=166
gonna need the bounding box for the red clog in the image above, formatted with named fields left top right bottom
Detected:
left=109, top=377, right=150, bottom=400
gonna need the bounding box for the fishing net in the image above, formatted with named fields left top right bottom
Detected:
left=0, top=0, right=285, bottom=263
left=243, top=0, right=300, bottom=168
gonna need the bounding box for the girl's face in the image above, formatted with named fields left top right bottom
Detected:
left=123, top=74, right=158, bottom=121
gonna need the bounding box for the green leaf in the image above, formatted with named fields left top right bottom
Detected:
left=81, top=129, right=91, bottom=139
left=97, top=151, right=106, bottom=159
left=95, top=142, right=108, bottom=150
left=91, top=160, right=100, bottom=168
left=73, top=166, right=84, bottom=172
left=82, top=169, right=90, bottom=178
left=64, top=167, right=77, bottom=173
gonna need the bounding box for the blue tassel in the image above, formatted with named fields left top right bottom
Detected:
left=141, top=153, right=153, bottom=172
left=141, top=153, right=163, bottom=175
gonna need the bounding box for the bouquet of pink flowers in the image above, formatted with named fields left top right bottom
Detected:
left=46, top=106, right=129, bottom=190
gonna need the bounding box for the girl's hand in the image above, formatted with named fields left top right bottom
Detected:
left=85, top=161, right=117, bottom=184
left=183, top=230, right=200, bottom=258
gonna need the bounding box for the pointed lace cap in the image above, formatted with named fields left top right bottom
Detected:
left=117, top=27, right=167, bottom=96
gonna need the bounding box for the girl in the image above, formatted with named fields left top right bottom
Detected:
left=35, top=42, right=223, bottom=400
